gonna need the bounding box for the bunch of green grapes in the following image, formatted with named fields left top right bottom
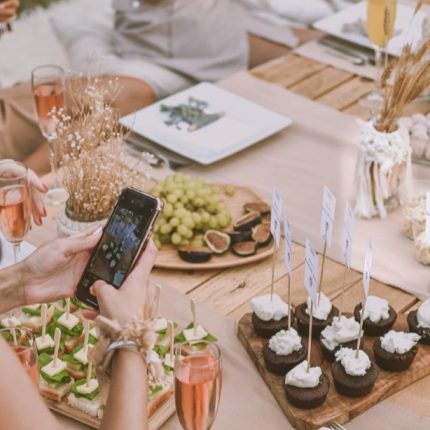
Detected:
left=151, top=173, right=233, bottom=249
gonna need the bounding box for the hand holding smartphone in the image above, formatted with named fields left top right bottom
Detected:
left=76, top=187, right=163, bottom=309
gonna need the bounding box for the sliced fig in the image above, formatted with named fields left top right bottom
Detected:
left=244, top=201, right=271, bottom=215
left=204, top=230, right=230, bottom=254
left=252, top=223, right=272, bottom=247
left=228, top=230, right=252, bottom=244
left=178, top=246, right=212, bottom=263
left=232, top=241, right=257, bottom=257
left=233, top=211, right=262, bottom=232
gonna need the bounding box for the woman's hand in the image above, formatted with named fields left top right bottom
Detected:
left=85, top=241, right=158, bottom=325
left=0, top=0, right=19, bottom=23
left=20, top=226, right=103, bottom=305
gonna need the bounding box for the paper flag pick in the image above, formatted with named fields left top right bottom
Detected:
left=320, top=185, right=336, bottom=248
left=362, top=241, right=373, bottom=297
left=284, top=215, right=293, bottom=275
left=305, top=237, right=318, bottom=305
left=270, top=188, right=283, bottom=248
left=342, top=201, right=355, bottom=269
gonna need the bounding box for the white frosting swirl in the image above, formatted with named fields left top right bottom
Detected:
left=251, top=294, right=289, bottom=322
left=335, top=347, right=371, bottom=376
left=268, top=328, right=302, bottom=356
left=417, top=298, right=430, bottom=328
left=380, top=330, right=421, bottom=354
left=305, top=292, right=332, bottom=321
left=285, top=360, right=322, bottom=388
left=321, top=316, right=361, bottom=351
left=362, top=296, right=390, bottom=323
left=415, top=232, right=430, bottom=266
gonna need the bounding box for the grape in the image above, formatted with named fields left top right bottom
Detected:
left=224, top=185, right=236, bottom=196
left=183, top=216, right=195, bottom=229
left=160, top=234, right=171, bottom=245
left=169, top=217, right=180, bottom=227
left=154, top=238, right=161, bottom=249
left=163, top=203, right=174, bottom=217
left=208, top=217, right=218, bottom=229
left=160, top=223, right=173, bottom=234
left=177, top=225, right=189, bottom=237
left=171, top=233, right=181, bottom=245
left=166, top=193, right=178, bottom=204
left=217, top=213, right=229, bottom=228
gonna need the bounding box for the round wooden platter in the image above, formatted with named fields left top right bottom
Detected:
left=155, top=185, right=274, bottom=270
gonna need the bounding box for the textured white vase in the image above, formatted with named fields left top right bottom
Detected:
left=354, top=121, right=412, bottom=219
left=56, top=204, right=105, bottom=238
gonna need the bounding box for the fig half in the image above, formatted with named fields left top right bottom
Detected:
left=244, top=201, right=271, bottom=216
left=252, top=223, right=272, bottom=247
left=204, top=230, right=230, bottom=254
left=228, top=230, right=252, bottom=244
left=232, top=241, right=257, bottom=257
left=178, top=246, right=213, bottom=263
left=233, top=211, right=261, bottom=232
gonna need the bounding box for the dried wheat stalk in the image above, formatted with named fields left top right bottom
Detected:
left=376, top=12, right=430, bottom=132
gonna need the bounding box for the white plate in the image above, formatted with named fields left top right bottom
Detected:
left=313, top=1, right=427, bottom=57
left=120, top=82, right=292, bottom=165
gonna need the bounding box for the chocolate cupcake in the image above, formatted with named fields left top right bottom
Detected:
left=332, top=348, right=377, bottom=397
left=408, top=299, right=430, bottom=345
left=354, top=296, right=397, bottom=336
left=320, top=315, right=364, bottom=362
left=373, top=330, right=420, bottom=371
left=296, top=292, right=339, bottom=339
left=263, top=328, right=307, bottom=375
left=251, top=294, right=293, bottom=338
left=284, top=361, right=329, bottom=409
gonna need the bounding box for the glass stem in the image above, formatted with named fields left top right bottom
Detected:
left=13, top=243, right=20, bottom=264
left=48, top=138, right=60, bottom=188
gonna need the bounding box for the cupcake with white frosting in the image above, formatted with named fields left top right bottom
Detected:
left=331, top=347, right=377, bottom=397
left=296, top=292, right=339, bottom=339
left=407, top=298, right=430, bottom=344
left=354, top=295, right=397, bottom=336
left=284, top=360, right=329, bottom=409
left=251, top=294, right=292, bottom=338
left=263, top=328, right=307, bottom=375
left=320, top=315, right=363, bottom=362
left=373, top=330, right=421, bottom=371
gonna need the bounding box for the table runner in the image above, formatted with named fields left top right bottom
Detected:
left=55, top=283, right=430, bottom=430
left=183, top=72, right=430, bottom=301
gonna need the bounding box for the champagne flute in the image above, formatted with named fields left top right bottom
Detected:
left=0, top=160, right=31, bottom=264
left=0, top=327, right=39, bottom=386
left=31, top=65, right=68, bottom=206
left=366, top=0, right=398, bottom=118
left=175, top=341, right=222, bottom=430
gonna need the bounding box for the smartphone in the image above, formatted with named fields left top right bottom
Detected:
left=76, top=187, right=163, bottom=309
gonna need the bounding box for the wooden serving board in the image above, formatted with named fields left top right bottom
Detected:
left=238, top=312, right=430, bottom=430
left=46, top=391, right=175, bottom=429
left=155, top=185, right=274, bottom=270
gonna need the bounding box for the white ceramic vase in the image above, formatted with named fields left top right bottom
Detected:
left=353, top=121, right=412, bottom=219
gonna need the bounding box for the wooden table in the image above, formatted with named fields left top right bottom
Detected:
left=28, top=53, right=430, bottom=425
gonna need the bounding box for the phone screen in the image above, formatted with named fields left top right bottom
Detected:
left=81, top=189, right=158, bottom=291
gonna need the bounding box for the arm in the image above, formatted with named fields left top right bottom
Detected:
left=0, top=0, right=19, bottom=23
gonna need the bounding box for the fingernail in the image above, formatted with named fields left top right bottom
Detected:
left=42, top=183, right=49, bottom=192
left=91, top=226, right=103, bottom=236
left=89, top=286, right=95, bottom=296
left=43, top=207, right=47, bottom=217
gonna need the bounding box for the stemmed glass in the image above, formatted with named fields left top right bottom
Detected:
left=365, top=0, right=398, bottom=119
left=175, top=341, right=222, bottom=430
left=0, top=327, right=39, bottom=386
left=0, top=160, right=31, bottom=264
left=31, top=65, right=68, bottom=205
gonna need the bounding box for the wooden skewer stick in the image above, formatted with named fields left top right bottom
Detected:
left=153, top=285, right=161, bottom=320
left=191, top=299, right=197, bottom=336
left=83, top=319, right=90, bottom=354
left=66, top=298, right=71, bottom=319
left=53, top=328, right=61, bottom=368
left=338, top=265, right=349, bottom=318
left=287, top=273, right=292, bottom=330
left=306, top=302, right=314, bottom=373
left=356, top=295, right=367, bottom=359
left=11, top=328, right=17, bottom=346
left=41, top=304, right=48, bottom=341
left=270, top=249, right=277, bottom=300
left=168, top=321, right=174, bottom=358
left=317, top=241, right=327, bottom=305
left=86, top=360, right=93, bottom=387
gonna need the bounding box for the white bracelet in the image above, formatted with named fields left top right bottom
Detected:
left=101, top=339, right=141, bottom=374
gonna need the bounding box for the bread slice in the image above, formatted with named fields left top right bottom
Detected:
left=20, top=306, right=54, bottom=333
left=39, top=378, right=74, bottom=402
left=67, top=393, right=104, bottom=419
left=147, top=382, right=173, bottom=417
left=64, top=334, right=84, bottom=354
left=65, top=363, right=85, bottom=380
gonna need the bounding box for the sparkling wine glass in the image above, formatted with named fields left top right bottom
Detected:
left=175, top=341, right=222, bottom=430
left=0, top=160, right=31, bottom=264
left=365, top=0, right=398, bottom=119
left=0, top=327, right=39, bottom=386
left=31, top=65, right=68, bottom=206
